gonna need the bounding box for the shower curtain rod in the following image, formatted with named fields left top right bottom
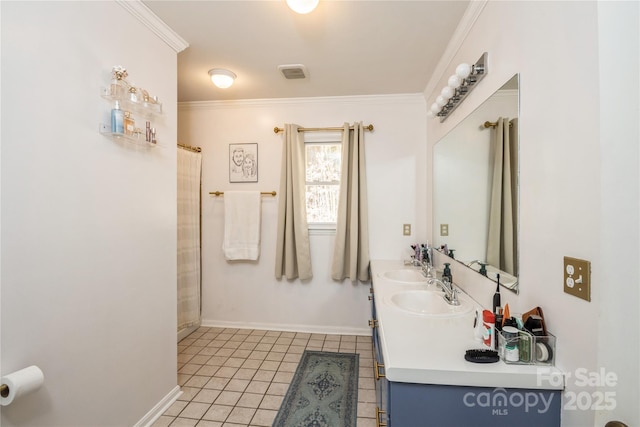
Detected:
left=178, top=142, right=202, bottom=152
left=273, top=124, right=374, bottom=134
left=483, top=120, right=514, bottom=129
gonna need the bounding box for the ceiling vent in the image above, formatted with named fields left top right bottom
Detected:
left=278, top=64, right=308, bottom=80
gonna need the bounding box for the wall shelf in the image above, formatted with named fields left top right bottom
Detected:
left=99, top=70, right=162, bottom=147
left=101, top=87, right=163, bottom=118
left=98, top=123, right=159, bottom=147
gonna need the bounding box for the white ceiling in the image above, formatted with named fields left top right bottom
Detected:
left=144, top=1, right=470, bottom=102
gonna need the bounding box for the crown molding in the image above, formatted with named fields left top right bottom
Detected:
left=179, top=93, right=426, bottom=111
left=423, top=0, right=488, bottom=100
left=116, top=0, right=189, bottom=53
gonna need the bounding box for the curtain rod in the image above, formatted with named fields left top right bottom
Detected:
left=273, top=124, right=374, bottom=134
left=483, top=120, right=514, bottom=129
left=209, top=191, right=277, bottom=196
left=178, top=142, right=202, bottom=152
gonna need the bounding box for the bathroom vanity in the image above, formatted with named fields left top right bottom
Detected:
left=369, top=260, right=563, bottom=427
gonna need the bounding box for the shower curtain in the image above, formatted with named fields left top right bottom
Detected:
left=487, top=118, right=518, bottom=276
left=177, top=147, right=202, bottom=338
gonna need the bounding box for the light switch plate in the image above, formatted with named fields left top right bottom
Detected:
left=440, top=224, right=449, bottom=236
left=403, top=224, right=411, bottom=236
left=564, top=256, right=591, bottom=302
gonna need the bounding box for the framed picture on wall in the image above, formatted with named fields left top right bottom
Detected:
left=229, top=143, right=258, bottom=183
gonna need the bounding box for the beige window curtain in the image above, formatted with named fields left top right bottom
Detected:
left=275, top=124, right=313, bottom=280
left=331, top=122, right=371, bottom=282
left=487, top=117, right=518, bottom=276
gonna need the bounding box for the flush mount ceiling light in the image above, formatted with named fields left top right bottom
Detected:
left=208, top=68, right=236, bottom=89
left=286, top=0, right=319, bottom=14
left=428, top=52, right=488, bottom=122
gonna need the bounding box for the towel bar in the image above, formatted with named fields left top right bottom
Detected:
left=209, top=191, right=276, bottom=196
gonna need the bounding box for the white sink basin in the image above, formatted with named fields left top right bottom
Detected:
left=387, top=290, right=474, bottom=317
left=382, top=269, right=428, bottom=283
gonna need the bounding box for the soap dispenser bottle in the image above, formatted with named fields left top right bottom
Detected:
left=479, top=263, right=488, bottom=276
left=421, top=244, right=430, bottom=265
left=442, top=262, right=452, bottom=284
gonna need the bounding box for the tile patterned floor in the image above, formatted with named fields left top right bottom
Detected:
left=152, top=327, right=376, bottom=427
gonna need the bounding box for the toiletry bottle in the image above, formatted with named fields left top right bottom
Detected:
left=111, top=101, right=124, bottom=134
left=422, top=244, right=429, bottom=265
left=124, top=111, right=135, bottom=136
left=479, top=263, right=488, bottom=276
left=151, top=128, right=157, bottom=144
left=502, top=326, right=520, bottom=362
left=492, top=274, right=501, bottom=314
left=442, top=262, right=452, bottom=283
left=145, top=121, right=151, bottom=142
left=494, top=306, right=503, bottom=350
left=482, top=310, right=495, bottom=349
left=449, top=249, right=455, bottom=259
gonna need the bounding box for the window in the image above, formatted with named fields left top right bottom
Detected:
left=305, top=142, right=341, bottom=228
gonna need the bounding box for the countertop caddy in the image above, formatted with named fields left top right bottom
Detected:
left=370, top=259, right=564, bottom=427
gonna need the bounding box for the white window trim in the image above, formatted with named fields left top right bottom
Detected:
left=305, top=135, right=341, bottom=231
left=308, top=222, right=337, bottom=235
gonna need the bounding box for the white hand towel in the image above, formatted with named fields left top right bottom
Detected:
left=223, top=191, right=261, bottom=260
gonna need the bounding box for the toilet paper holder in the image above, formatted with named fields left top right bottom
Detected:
left=1, top=366, right=45, bottom=406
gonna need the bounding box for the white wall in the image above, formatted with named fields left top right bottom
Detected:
left=596, top=1, right=639, bottom=425
left=426, top=1, right=639, bottom=426
left=1, top=2, right=179, bottom=425
left=179, top=95, right=427, bottom=334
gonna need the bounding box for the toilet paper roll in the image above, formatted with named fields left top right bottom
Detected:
left=1, top=365, right=44, bottom=406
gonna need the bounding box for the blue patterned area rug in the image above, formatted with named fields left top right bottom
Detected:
left=273, top=350, right=359, bottom=427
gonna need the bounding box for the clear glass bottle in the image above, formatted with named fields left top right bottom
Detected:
left=109, top=66, right=128, bottom=99
left=128, top=86, right=138, bottom=104
left=124, top=111, right=135, bottom=136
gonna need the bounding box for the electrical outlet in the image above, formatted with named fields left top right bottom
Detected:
left=440, top=224, right=449, bottom=236
left=403, top=224, right=411, bottom=236
left=564, top=256, right=591, bottom=301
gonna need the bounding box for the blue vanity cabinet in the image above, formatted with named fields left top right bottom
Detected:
left=370, top=285, right=389, bottom=426
left=372, top=320, right=389, bottom=426
left=386, top=382, right=561, bottom=427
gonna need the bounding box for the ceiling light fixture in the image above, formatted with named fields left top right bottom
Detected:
left=208, top=68, right=236, bottom=89
left=286, top=0, right=319, bottom=14
left=428, top=52, right=488, bottom=122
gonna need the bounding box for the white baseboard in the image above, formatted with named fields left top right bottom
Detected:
left=200, top=319, right=370, bottom=336
left=178, top=324, right=201, bottom=342
left=134, top=385, right=182, bottom=427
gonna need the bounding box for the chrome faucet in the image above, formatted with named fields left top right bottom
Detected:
left=420, top=259, right=434, bottom=278
left=428, top=277, right=460, bottom=306
left=407, top=256, right=421, bottom=267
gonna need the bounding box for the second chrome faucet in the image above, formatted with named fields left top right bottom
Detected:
left=428, top=277, right=460, bottom=306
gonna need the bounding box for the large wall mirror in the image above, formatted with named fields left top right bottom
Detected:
left=433, top=74, right=519, bottom=293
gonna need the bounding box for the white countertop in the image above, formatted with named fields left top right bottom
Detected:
left=371, top=260, right=564, bottom=390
